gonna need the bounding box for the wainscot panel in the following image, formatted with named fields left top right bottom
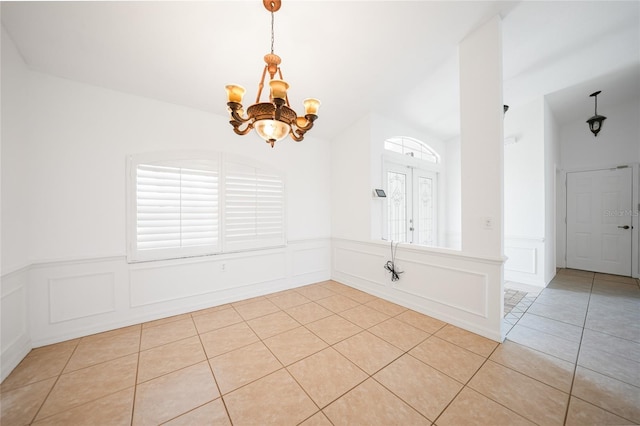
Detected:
left=22, top=239, right=330, bottom=349
left=1, top=268, right=31, bottom=382
left=504, top=236, right=545, bottom=287
left=331, top=238, right=505, bottom=342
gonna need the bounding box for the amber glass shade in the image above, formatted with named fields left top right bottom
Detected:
left=303, top=98, right=320, bottom=115
left=269, top=79, right=289, bottom=100
left=225, top=84, right=246, bottom=103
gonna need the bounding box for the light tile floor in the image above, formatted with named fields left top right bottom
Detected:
left=1, top=269, right=639, bottom=425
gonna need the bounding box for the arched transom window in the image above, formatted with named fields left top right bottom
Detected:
left=384, top=136, right=440, bottom=163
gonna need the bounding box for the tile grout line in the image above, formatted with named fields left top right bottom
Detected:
left=27, top=338, right=81, bottom=425
left=129, top=324, right=143, bottom=426
left=561, top=272, right=595, bottom=426
left=194, top=311, right=235, bottom=426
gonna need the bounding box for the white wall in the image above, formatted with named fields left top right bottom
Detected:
left=503, top=98, right=547, bottom=286
left=544, top=100, right=559, bottom=283
left=0, top=31, right=333, bottom=377
left=557, top=97, right=640, bottom=276
left=444, top=136, right=462, bottom=250
left=332, top=16, right=505, bottom=342
left=1, top=27, right=32, bottom=381
left=559, top=98, right=640, bottom=170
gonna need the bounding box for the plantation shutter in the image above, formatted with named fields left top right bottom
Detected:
left=224, top=161, right=285, bottom=251
left=135, top=159, right=219, bottom=259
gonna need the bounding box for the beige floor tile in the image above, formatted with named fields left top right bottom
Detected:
left=224, top=369, right=317, bottom=425
left=490, top=340, right=574, bottom=393
left=1, top=340, right=77, bottom=391
left=323, top=378, right=430, bottom=425
left=191, top=308, right=244, bottom=334
left=190, top=303, right=233, bottom=317
left=396, top=310, right=447, bottom=334
left=247, top=310, right=300, bottom=339
left=269, top=291, right=312, bottom=309
left=0, top=377, right=56, bottom=426
left=365, top=298, right=408, bottom=316
left=410, top=336, right=485, bottom=383
left=64, top=329, right=140, bottom=372
left=163, top=398, right=230, bottom=426
left=209, top=341, right=282, bottom=394
left=264, top=326, right=328, bottom=366
left=375, top=354, right=462, bottom=421
left=36, top=353, right=138, bottom=420
left=32, top=387, right=134, bottom=426
left=137, top=335, right=206, bottom=383
left=142, top=312, right=191, bottom=329
left=294, top=284, right=337, bottom=301
left=199, top=321, right=259, bottom=358
left=315, top=294, right=361, bottom=313
left=333, top=331, right=403, bottom=375
left=340, top=288, right=377, bottom=304
left=140, top=318, right=197, bottom=351
left=468, top=360, right=569, bottom=425
left=230, top=295, right=266, bottom=306
left=305, top=315, right=363, bottom=345
left=571, top=366, right=640, bottom=423
left=321, top=281, right=352, bottom=293
left=79, top=325, right=141, bottom=344
left=368, top=317, right=429, bottom=351
left=299, top=411, right=332, bottom=426
left=437, top=387, right=535, bottom=426
left=435, top=324, right=498, bottom=357
left=287, top=347, right=367, bottom=408
left=285, top=302, right=333, bottom=324
left=338, top=304, right=390, bottom=329
left=506, top=324, right=580, bottom=363
left=133, top=361, right=219, bottom=426
left=233, top=298, right=280, bottom=320
left=565, top=396, right=635, bottom=426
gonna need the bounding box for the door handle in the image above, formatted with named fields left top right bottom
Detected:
left=618, top=225, right=630, bottom=229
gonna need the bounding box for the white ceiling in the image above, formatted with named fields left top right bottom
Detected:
left=2, top=1, right=638, bottom=142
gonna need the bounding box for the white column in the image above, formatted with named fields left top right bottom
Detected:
left=459, top=16, right=504, bottom=259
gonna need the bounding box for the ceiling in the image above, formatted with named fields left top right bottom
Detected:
left=2, top=1, right=639, bottom=142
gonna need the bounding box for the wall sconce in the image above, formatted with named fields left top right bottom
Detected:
left=586, top=91, right=606, bottom=137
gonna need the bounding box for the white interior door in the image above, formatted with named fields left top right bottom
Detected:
left=566, top=167, right=633, bottom=276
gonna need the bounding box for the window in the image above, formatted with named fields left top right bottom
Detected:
left=128, top=152, right=285, bottom=262
left=384, top=136, right=440, bottom=163
left=383, top=137, right=440, bottom=246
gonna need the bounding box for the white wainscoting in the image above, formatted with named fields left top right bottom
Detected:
left=504, top=236, right=546, bottom=287
left=19, top=238, right=330, bottom=350
left=331, top=238, right=505, bottom=342
left=1, top=267, right=31, bottom=382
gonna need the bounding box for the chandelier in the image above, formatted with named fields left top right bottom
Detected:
left=225, top=0, right=320, bottom=148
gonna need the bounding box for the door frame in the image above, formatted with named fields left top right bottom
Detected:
left=558, top=162, right=639, bottom=278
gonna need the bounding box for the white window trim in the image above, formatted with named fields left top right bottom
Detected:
left=126, top=151, right=286, bottom=263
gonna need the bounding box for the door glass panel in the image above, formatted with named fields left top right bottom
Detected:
left=417, top=176, right=434, bottom=245
left=387, top=171, right=407, bottom=243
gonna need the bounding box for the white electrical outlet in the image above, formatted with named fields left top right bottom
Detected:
left=483, top=217, right=493, bottom=229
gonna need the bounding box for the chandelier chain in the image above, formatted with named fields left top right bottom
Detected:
left=270, top=7, right=275, bottom=54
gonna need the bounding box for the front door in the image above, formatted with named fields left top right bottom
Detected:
left=566, top=167, right=633, bottom=276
